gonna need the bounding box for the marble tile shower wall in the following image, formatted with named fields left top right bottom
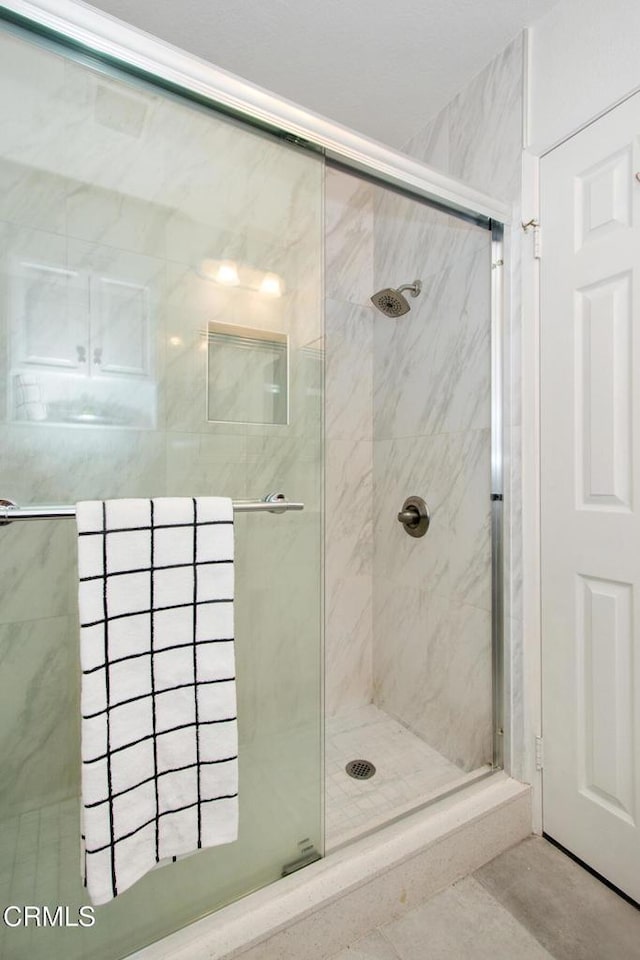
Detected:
left=0, top=33, right=324, bottom=821
left=323, top=165, right=494, bottom=779
left=402, top=33, right=525, bottom=777
left=371, top=193, right=493, bottom=772
left=324, top=168, right=375, bottom=716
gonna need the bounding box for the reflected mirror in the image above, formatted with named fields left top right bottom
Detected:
left=207, top=321, right=288, bottom=425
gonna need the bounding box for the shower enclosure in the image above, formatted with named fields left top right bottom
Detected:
left=323, top=170, right=497, bottom=847
left=0, top=11, right=503, bottom=960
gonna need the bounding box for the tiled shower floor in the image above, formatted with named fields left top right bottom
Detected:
left=325, top=704, right=489, bottom=849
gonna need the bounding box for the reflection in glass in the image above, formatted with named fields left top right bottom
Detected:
left=207, top=321, right=288, bottom=425
left=8, top=250, right=157, bottom=429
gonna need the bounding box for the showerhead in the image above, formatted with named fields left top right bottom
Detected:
left=370, top=280, right=422, bottom=317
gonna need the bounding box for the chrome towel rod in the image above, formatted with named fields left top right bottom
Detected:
left=0, top=493, right=304, bottom=525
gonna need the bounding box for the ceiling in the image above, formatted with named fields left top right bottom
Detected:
left=85, top=0, right=558, bottom=148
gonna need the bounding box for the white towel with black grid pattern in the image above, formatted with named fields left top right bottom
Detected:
left=76, top=497, right=238, bottom=905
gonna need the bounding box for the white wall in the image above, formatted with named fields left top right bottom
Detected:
left=528, top=0, right=640, bottom=153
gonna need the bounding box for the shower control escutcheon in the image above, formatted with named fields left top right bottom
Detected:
left=397, top=496, right=430, bottom=538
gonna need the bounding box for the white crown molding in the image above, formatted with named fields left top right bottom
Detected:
left=0, top=0, right=510, bottom=223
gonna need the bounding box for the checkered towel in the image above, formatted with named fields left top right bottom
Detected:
left=76, top=497, right=238, bottom=905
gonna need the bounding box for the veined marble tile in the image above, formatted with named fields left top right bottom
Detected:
left=160, top=94, right=323, bottom=276
left=372, top=435, right=450, bottom=598
left=0, top=423, right=166, bottom=503
left=0, top=32, right=69, bottom=173
left=65, top=181, right=169, bottom=260
left=325, top=574, right=373, bottom=717
left=287, top=339, right=324, bottom=440
left=0, top=520, right=73, bottom=625
left=287, top=284, right=324, bottom=354
left=374, top=587, right=492, bottom=772
left=325, top=168, right=374, bottom=306
left=428, top=598, right=492, bottom=770
left=0, top=423, right=166, bottom=622
left=447, top=33, right=524, bottom=203
left=246, top=435, right=322, bottom=506
left=326, top=440, right=373, bottom=577
left=447, top=429, right=492, bottom=613
left=325, top=438, right=373, bottom=715
left=164, top=433, right=247, bottom=500
left=62, top=60, right=168, bottom=211
left=367, top=34, right=521, bottom=779
left=401, top=104, right=450, bottom=171
left=237, top=556, right=322, bottom=740
left=0, top=220, right=9, bottom=423
left=372, top=184, right=489, bottom=296
left=0, top=159, right=66, bottom=235
left=373, top=245, right=490, bottom=440
left=372, top=429, right=492, bottom=766
left=0, top=617, right=78, bottom=818
left=243, top=434, right=323, bottom=617
left=325, top=299, right=373, bottom=441
left=373, top=580, right=444, bottom=738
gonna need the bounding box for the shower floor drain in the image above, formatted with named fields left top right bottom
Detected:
left=345, top=759, right=376, bottom=780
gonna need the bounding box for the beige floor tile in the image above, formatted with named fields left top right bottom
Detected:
left=329, top=931, right=401, bottom=960
left=380, top=876, right=554, bottom=960
left=475, top=837, right=640, bottom=960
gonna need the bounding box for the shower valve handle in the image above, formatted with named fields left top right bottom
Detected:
left=398, top=506, right=420, bottom=525
left=397, top=496, right=430, bottom=538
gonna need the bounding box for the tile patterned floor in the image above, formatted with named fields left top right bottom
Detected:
left=329, top=837, right=640, bottom=960
left=325, top=704, right=487, bottom=849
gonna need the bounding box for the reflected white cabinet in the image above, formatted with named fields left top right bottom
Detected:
left=12, top=259, right=88, bottom=370
left=12, top=259, right=152, bottom=380
left=92, top=275, right=151, bottom=378
left=8, top=252, right=156, bottom=428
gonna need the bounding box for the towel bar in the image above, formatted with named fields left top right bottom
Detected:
left=0, top=493, right=304, bottom=524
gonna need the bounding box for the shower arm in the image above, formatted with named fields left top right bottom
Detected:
left=395, top=281, right=422, bottom=298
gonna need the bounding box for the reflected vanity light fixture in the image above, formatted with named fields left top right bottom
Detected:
left=259, top=272, right=283, bottom=297
left=215, top=260, right=240, bottom=286
left=197, top=259, right=283, bottom=297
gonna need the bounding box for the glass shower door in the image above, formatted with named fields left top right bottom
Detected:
left=0, top=22, right=323, bottom=960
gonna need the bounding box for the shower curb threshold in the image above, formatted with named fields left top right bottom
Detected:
left=128, top=773, right=531, bottom=960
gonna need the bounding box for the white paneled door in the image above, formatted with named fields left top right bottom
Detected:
left=540, top=92, right=640, bottom=903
